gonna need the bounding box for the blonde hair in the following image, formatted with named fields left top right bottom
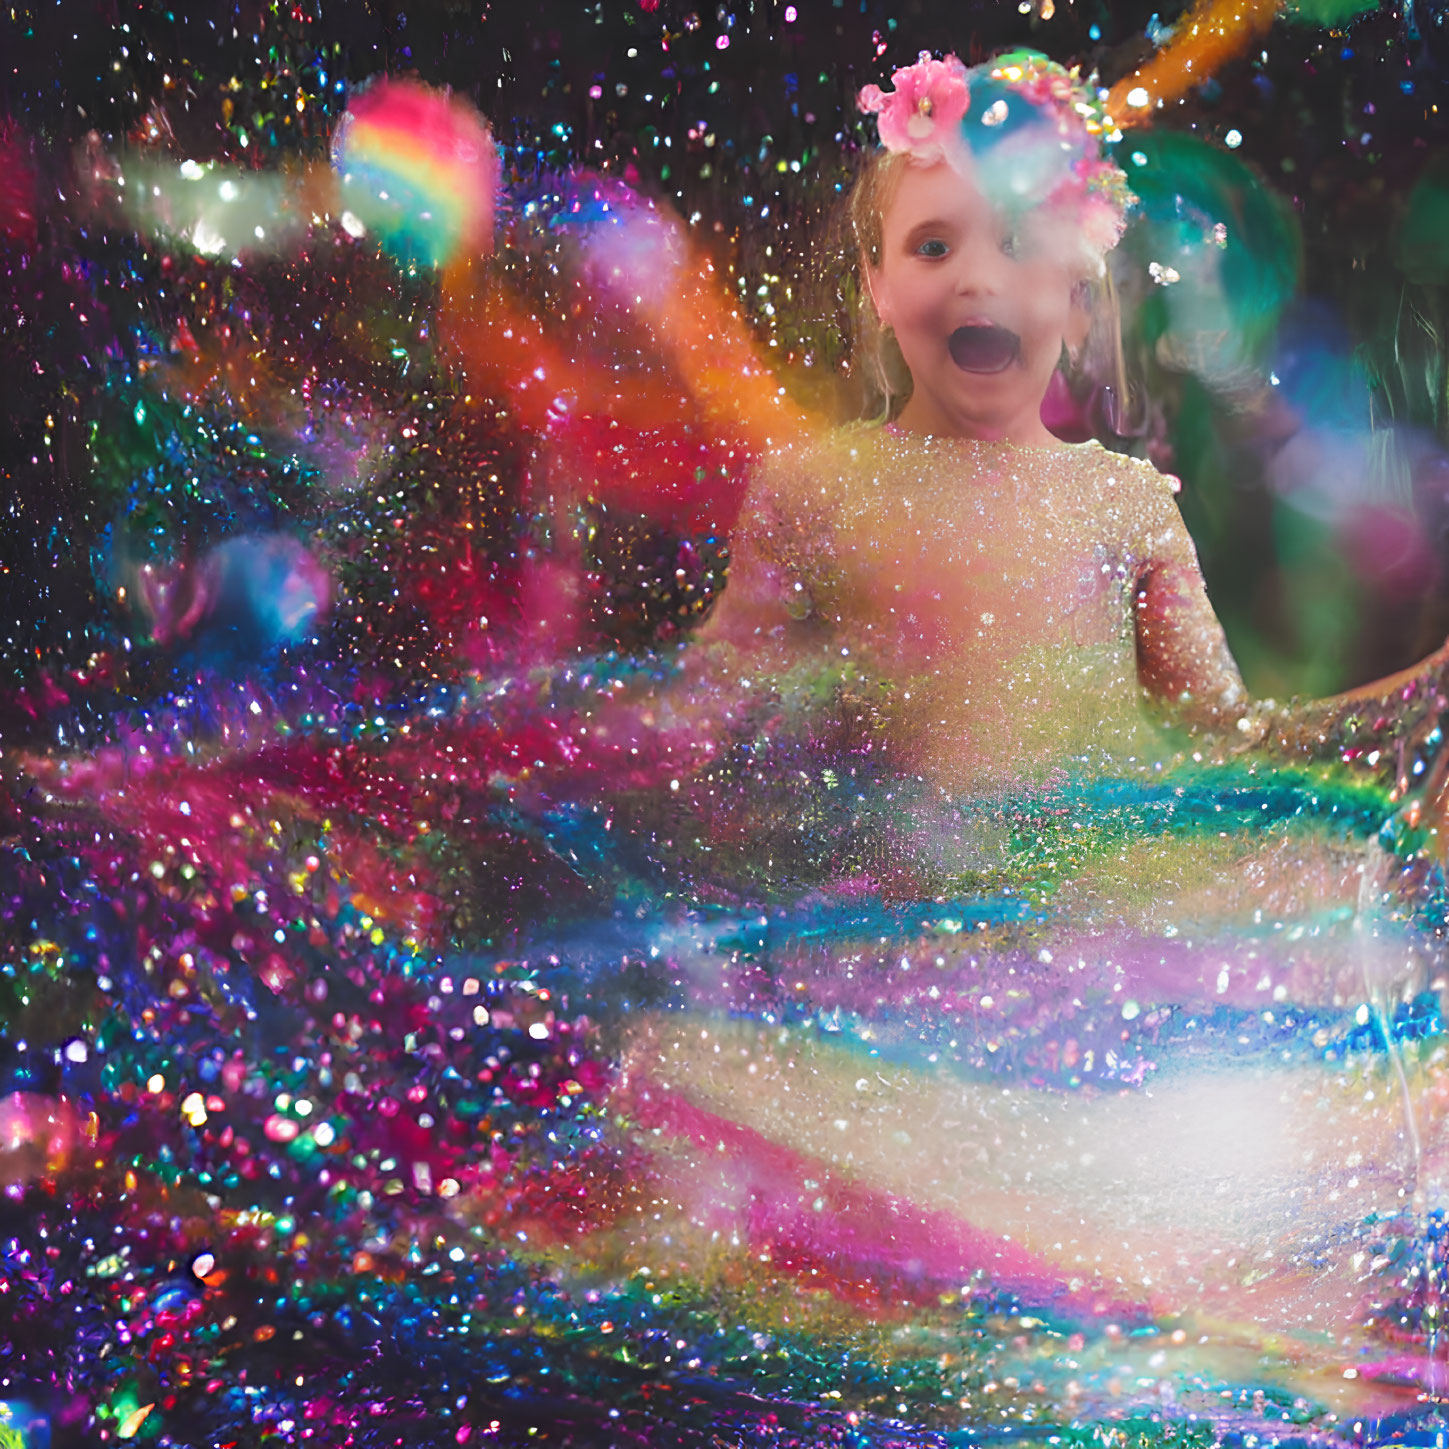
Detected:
left=845, top=147, right=1136, bottom=434
left=848, top=148, right=912, bottom=422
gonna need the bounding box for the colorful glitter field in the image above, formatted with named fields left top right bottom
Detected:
left=16, top=0, right=1449, bottom=1446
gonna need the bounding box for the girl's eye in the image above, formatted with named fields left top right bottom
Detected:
left=916, top=238, right=949, bottom=259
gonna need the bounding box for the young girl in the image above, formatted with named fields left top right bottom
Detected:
left=578, top=50, right=1447, bottom=808
left=598, top=51, right=1449, bottom=1415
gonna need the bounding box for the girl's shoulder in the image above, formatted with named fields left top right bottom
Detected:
left=752, top=426, right=1185, bottom=529
left=1045, top=437, right=1179, bottom=505
left=1066, top=437, right=1177, bottom=489
left=1064, top=441, right=1196, bottom=563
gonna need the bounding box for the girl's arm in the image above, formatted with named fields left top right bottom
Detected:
left=1244, top=642, right=1449, bottom=824
left=1126, top=462, right=1254, bottom=730
left=1134, top=492, right=1449, bottom=815
left=1133, top=554, right=1251, bottom=730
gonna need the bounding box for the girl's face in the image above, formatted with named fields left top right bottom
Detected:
left=867, top=159, right=1088, bottom=446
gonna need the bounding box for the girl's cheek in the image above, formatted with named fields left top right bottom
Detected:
left=1020, top=260, right=1077, bottom=329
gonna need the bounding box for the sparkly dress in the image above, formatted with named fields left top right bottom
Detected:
left=615, top=425, right=1449, bottom=1425
left=663, top=426, right=1270, bottom=899
left=693, top=426, right=1246, bottom=794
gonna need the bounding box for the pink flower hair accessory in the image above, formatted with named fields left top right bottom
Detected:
left=857, top=52, right=970, bottom=162
left=859, top=48, right=1136, bottom=269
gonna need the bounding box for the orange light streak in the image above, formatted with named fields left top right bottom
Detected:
left=1107, top=0, right=1282, bottom=126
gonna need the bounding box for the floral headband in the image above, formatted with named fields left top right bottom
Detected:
left=858, top=50, right=1134, bottom=263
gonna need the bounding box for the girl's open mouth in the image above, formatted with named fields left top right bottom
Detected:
left=948, top=324, right=1021, bottom=374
